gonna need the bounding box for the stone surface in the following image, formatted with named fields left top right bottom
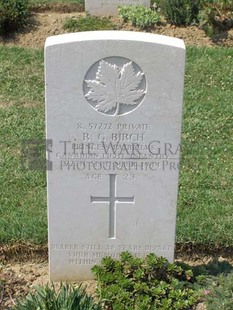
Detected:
left=45, top=31, right=186, bottom=281
left=85, top=0, right=150, bottom=17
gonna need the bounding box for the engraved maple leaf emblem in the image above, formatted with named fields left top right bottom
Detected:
left=85, top=60, right=145, bottom=116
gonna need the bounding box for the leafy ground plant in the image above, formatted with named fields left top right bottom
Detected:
left=92, top=252, right=201, bottom=309
left=0, top=0, right=29, bottom=35
left=12, top=283, right=101, bottom=310
left=162, top=0, right=200, bottom=25
left=63, top=15, right=116, bottom=32
left=118, top=5, right=160, bottom=29
left=198, top=2, right=233, bottom=37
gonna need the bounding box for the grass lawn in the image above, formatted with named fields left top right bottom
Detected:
left=0, top=47, right=47, bottom=244
left=0, top=45, right=232, bottom=248
left=177, top=47, right=233, bottom=248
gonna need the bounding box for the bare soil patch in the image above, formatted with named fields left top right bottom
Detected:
left=1, top=244, right=233, bottom=309
left=0, top=10, right=233, bottom=49
left=0, top=261, right=97, bottom=309
left=1, top=259, right=208, bottom=310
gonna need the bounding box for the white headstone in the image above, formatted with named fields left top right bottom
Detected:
left=45, top=31, right=185, bottom=281
left=85, top=0, right=150, bottom=17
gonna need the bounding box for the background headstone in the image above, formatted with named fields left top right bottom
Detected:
left=85, top=0, right=150, bottom=16
left=45, top=31, right=186, bottom=281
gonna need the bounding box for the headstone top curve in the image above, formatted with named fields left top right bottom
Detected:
left=45, top=31, right=185, bottom=50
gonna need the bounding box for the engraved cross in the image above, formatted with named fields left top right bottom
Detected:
left=91, top=174, right=134, bottom=239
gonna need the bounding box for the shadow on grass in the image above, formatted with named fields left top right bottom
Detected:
left=176, top=243, right=233, bottom=260
left=0, top=13, right=39, bottom=44
left=178, top=258, right=233, bottom=278
left=211, top=30, right=233, bottom=46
